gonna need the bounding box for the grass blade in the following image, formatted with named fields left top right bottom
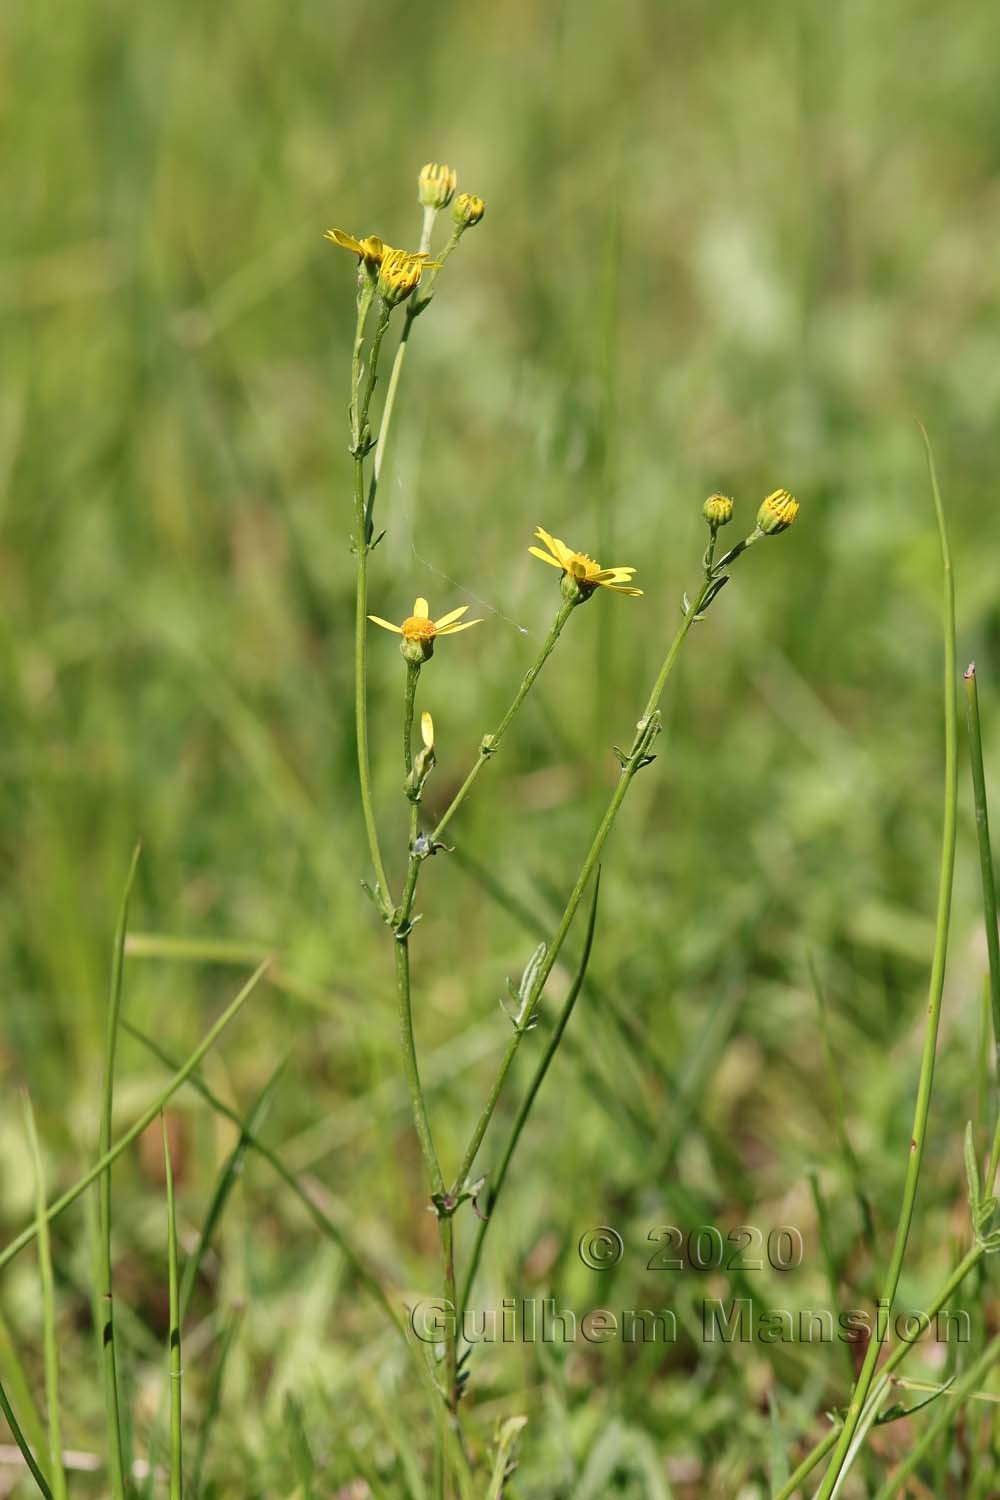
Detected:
left=162, top=1117, right=183, bottom=1500
left=0, top=1373, right=54, bottom=1500
left=0, top=960, right=270, bottom=1276
left=99, top=842, right=141, bottom=1500
left=965, top=666, right=1000, bottom=1082
left=0, top=1305, right=51, bottom=1483
left=22, top=1093, right=67, bottom=1500
left=179, top=1059, right=286, bottom=1322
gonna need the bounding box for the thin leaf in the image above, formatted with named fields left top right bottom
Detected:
left=99, top=842, right=140, bottom=1500
left=22, top=1093, right=67, bottom=1500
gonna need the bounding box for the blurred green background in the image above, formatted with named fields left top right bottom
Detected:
left=4, top=0, right=1000, bottom=1493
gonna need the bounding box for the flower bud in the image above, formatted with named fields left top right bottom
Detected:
left=418, top=162, right=457, bottom=210
left=378, top=248, right=426, bottom=307
left=756, top=488, right=800, bottom=536
left=453, top=192, right=485, bottom=228
left=703, top=493, right=734, bottom=529
left=420, top=712, right=434, bottom=751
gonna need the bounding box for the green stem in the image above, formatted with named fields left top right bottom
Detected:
left=351, top=292, right=393, bottom=912
left=432, top=597, right=577, bottom=845
left=403, top=662, right=420, bottom=777
left=965, top=663, right=1000, bottom=1086
left=776, top=1244, right=982, bottom=1498
left=440, top=1214, right=458, bottom=1413
left=457, top=872, right=602, bottom=1322
left=449, top=575, right=713, bottom=1197
left=812, top=429, right=958, bottom=1498
left=394, top=935, right=445, bottom=1199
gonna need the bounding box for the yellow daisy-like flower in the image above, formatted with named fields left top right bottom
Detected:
left=324, top=228, right=387, bottom=267
left=755, top=488, right=800, bottom=536
left=528, top=527, right=642, bottom=599
left=369, top=596, right=482, bottom=661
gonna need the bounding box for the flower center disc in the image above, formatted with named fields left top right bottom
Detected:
left=401, top=616, right=437, bottom=642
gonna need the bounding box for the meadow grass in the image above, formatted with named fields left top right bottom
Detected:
left=4, top=0, right=1000, bottom=1493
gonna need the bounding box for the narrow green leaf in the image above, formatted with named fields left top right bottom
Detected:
left=162, top=1117, right=183, bottom=1500
left=99, top=842, right=141, bottom=1500
left=0, top=1374, right=54, bottom=1500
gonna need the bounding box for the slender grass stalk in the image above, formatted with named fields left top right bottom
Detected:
left=965, top=664, right=1000, bottom=1100
left=0, top=960, right=269, bottom=1275
left=776, top=1244, right=983, bottom=1498
left=449, top=571, right=713, bottom=1197
left=872, top=1332, right=1000, bottom=1500
left=0, top=1374, right=54, bottom=1500
left=22, top=1094, right=67, bottom=1500
left=431, top=598, right=577, bottom=845
left=457, top=870, right=601, bottom=1322
left=161, top=1117, right=183, bottom=1500
left=811, top=428, right=958, bottom=1498
left=99, top=842, right=141, bottom=1500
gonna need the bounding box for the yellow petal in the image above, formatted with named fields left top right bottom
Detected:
left=421, top=711, right=434, bottom=749
left=593, top=567, right=637, bottom=584
left=437, top=618, right=482, bottom=635
left=325, top=228, right=364, bottom=256
left=413, top=597, right=430, bottom=619
left=533, top=526, right=571, bottom=567
left=600, top=581, right=643, bottom=596
left=433, top=604, right=470, bottom=629
left=368, top=614, right=402, bottom=633
left=528, top=545, right=564, bottom=570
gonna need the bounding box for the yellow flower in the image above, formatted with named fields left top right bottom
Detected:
left=420, top=711, right=435, bottom=750
left=453, top=192, right=485, bottom=228
left=528, top=527, right=642, bottom=600
left=418, top=162, right=457, bottom=210
left=755, top=488, right=800, bottom=536
left=369, top=596, right=482, bottom=661
left=703, top=493, right=734, bottom=528
left=324, top=229, right=387, bottom=267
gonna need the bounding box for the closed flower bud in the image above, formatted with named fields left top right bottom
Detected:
left=378, top=248, right=426, bottom=307
left=756, top=488, right=800, bottom=536
left=418, top=162, right=457, bottom=210
left=453, top=192, right=485, bottom=228
left=703, top=493, right=734, bottom=529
